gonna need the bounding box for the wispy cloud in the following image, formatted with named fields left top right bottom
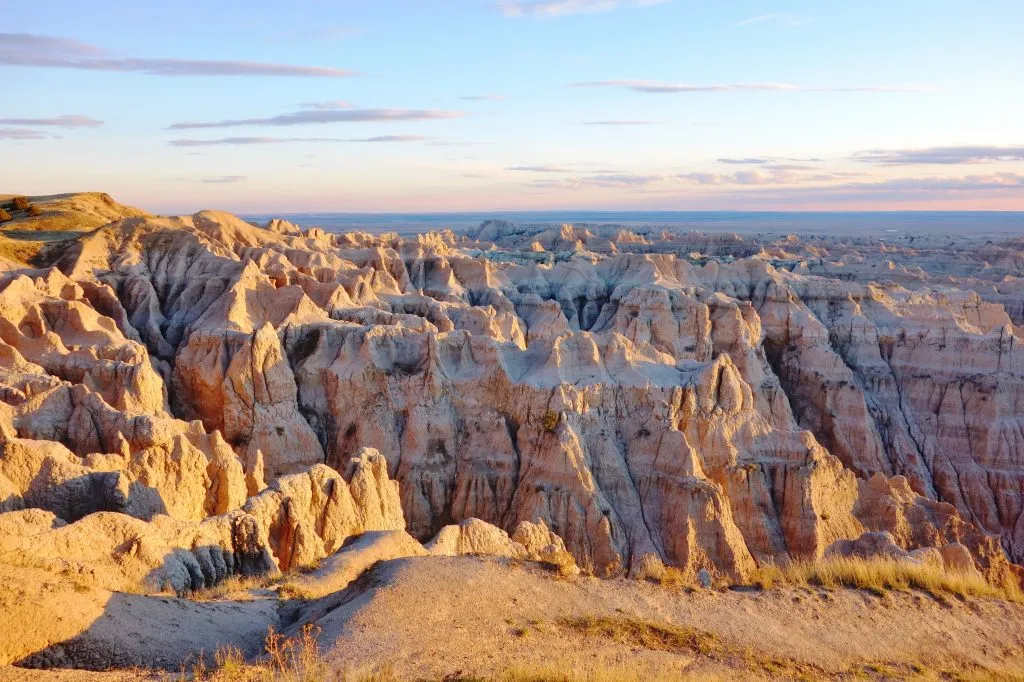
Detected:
left=507, top=164, right=574, bottom=172
left=0, top=128, right=51, bottom=140
left=525, top=169, right=1024, bottom=196
left=834, top=172, right=1024, bottom=191
left=576, top=173, right=665, bottom=187
left=764, top=163, right=818, bottom=171
left=460, top=94, right=505, bottom=101
left=571, top=81, right=930, bottom=94
left=678, top=168, right=846, bottom=186
left=853, top=145, right=1024, bottom=165
left=738, top=12, right=811, bottom=27
left=167, top=108, right=465, bottom=129
left=0, top=33, right=353, bottom=78
left=529, top=173, right=669, bottom=189
left=169, top=135, right=431, bottom=146
left=716, top=158, right=823, bottom=171
left=0, top=114, right=102, bottom=128
left=499, top=0, right=670, bottom=18
left=532, top=168, right=839, bottom=188
left=746, top=172, right=1024, bottom=204
left=581, top=120, right=657, bottom=125
left=352, top=135, right=432, bottom=143
left=297, top=100, right=355, bottom=110
left=201, top=176, right=247, bottom=184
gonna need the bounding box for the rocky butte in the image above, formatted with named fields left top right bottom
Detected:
left=0, top=193, right=1023, bottom=680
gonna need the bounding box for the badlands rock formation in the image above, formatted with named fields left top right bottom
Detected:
left=1, top=196, right=1023, bottom=609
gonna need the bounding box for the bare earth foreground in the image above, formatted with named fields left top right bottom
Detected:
left=2, top=556, right=1024, bottom=680
left=2, top=193, right=1024, bottom=680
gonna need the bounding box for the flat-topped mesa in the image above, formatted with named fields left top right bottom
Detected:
left=0, top=201, right=1021, bottom=584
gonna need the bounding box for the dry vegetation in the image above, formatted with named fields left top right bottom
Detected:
left=0, top=235, right=44, bottom=265
left=186, top=574, right=282, bottom=602
left=498, top=667, right=725, bottom=682
left=157, top=580, right=1024, bottom=682
left=180, top=623, right=719, bottom=682
left=176, top=625, right=397, bottom=682
left=653, top=565, right=694, bottom=589
left=746, top=556, right=1024, bottom=602
left=561, top=615, right=723, bottom=657
left=186, top=571, right=320, bottom=603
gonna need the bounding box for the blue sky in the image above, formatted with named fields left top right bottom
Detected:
left=2, top=0, right=1023, bottom=213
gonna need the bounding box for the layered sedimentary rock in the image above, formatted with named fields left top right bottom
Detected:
left=0, top=446, right=407, bottom=594
left=1, top=201, right=1021, bottom=586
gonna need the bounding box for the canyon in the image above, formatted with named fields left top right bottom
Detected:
left=1, top=193, right=1023, bottom=679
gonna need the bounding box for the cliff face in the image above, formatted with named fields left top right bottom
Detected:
left=1, top=207, right=1022, bottom=584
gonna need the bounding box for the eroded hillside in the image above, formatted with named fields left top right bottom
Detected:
left=2, top=198, right=1024, bottom=674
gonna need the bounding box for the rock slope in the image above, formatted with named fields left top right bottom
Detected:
left=0, top=198, right=1022, bottom=592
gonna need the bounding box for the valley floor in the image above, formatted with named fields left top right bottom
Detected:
left=4, top=555, right=1024, bottom=681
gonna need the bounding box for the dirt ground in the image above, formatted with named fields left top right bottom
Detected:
left=5, top=555, right=1022, bottom=680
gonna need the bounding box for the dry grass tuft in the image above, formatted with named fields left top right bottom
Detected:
left=748, top=556, right=1024, bottom=602
left=278, top=581, right=318, bottom=601
left=499, top=665, right=711, bottom=682
left=187, top=570, right=324, bottom=603
left=656, top=566, right=693, bottom=590
left=187, top=574, right=282, bottom=602
left=561, top=615, right=722, bottom=657
left=560, top=615, right=823, bottom=680
left=179, top=624, right=398, bottom=682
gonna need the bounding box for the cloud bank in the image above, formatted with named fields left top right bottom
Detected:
left=168, top=108, right=465, bottom=129
left=506, top=165, right=574, bottom=172
left=200, top=176, right=247, bottom=184
left=0, top=115, right=103, bottom=128
left=854, top=146, right=1024, bottom=165
left=0, top=33, right=352, bottom=78
left=168, top=135, right=430, bottom=146
left=0, top=128, right=51, bottom=140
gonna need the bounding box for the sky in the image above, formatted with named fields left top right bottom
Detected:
left=1, top=0, right=1023, bottom=213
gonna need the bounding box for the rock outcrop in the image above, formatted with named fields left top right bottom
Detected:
left=0, top=507, right=273, bottom=594
left=0, top=201, right=1020, bottom=588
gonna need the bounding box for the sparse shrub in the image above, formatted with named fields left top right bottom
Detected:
left=185, top=623, right=402, bottom=682
left=27, top=203, right=42, bottom=217
left=562, top=616, right=723, bottom=657
left=278, top=581, right=316, bottom=601
left=11, top=196, right=29, bottom=211
left=746, top=556, right=1023, bottom=602
left=187, top=573, right=280, bottom=601
left=0, top=208, right=11, bottom=223
left=541, top=411, right=560, bottom=433
left=658, top=566, right=693, bottom=590
left=500, top=666, right=688, bottom=682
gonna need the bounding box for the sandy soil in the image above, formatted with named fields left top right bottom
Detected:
left=3, top=538, right=1024, bottom=680
left=291, top=555, right=1024, bottom=680
left=0, top=565, right=277, bottom=673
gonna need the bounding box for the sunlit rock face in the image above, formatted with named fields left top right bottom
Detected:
left=1, top=207, right=1022, bottom=586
